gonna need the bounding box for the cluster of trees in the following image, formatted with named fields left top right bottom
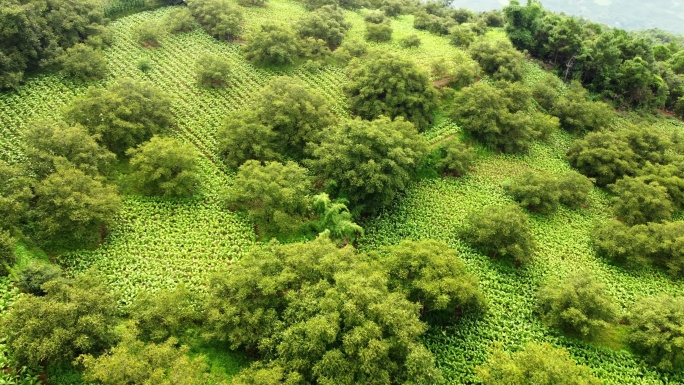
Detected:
left=0, top=0, right=109, bottom=88
left=504, top=169, right=593, bottom=214
left=502, top=0, right=684, bottom=112
left=2, top=236, right=487, bottom=384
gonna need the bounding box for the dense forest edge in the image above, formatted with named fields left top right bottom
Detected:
left=4, top=0, right=684, bottom=384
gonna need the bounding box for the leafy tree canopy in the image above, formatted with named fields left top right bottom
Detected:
left=187, top=0, right=244, bottom=40
left=1, top=270, right=120, bottom=369
left=609, top=176, right=674, bottom=225
left=538, top=272, right=619, bottom=340
left=129, top=285, right=202, bottom=343
left=477, top=342, right=601, bottom=385
left=64, top=78, right=174, bottom=157
left=127, top=136, right=200, bottom=198
left=346, top=51, right=437, bottom=131
left=205, top=235, right=445, bottom=384
left=58, top=43, right=108, bottom=81
left=469, top=38, right=525, bottom=82
left=298, top=6, right=350, bottom=48
left=310, top=116, right=428, bottom=214
left=243, top=23, right=302, bottom=66
left=504, top=169, right=561, bottom=215
left=0, top=161, right=33, bottom=230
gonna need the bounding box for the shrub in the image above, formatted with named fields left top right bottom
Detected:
left=13, top=260, right=63, bottom=296
left=609, top=176, right=674, bottom=225
left=187, top=0, right=244, bottom=41
left=504, top=169, right=561, bottom=215
left=165, top=8, right=195, bottom=34
left=430, top=53, right=480, bottom=90
left=558, top=171, right=594, bottom=208
left=567, top=131, right=638, bottom=187
left=135, top=21, right=164, bottom=47
left=127, top=136, right=200, bottom=198
left=364, top=10, right=386, bottom=24
left=400, top=34, right=421, bottom=48
left=449, top=25, right=475, bottom=47
left=59, top=44, right=108, bottom=81
left=436, top=140, right=476, bottom=176
left=465, top=204, right=535, bottom=265
left=238, top=0, right=266, bottom=6
left=538, top=272, right=619, bottom=340
left=243, top=23, right=301, bottom=66
left=365, top=22, right=393, bottom=43
left=129, top=286, right=201, bottom=343
left=477, top=342, right=601, bottom=385
left=0, top=231, right=16, bottom=276
left=628, top=295, right=684, bottom=372
left=298, top=5, right=350, bottom=48
left=470, top=38, right=525, bottom=81
left=195, top=54, right=231, bottom=87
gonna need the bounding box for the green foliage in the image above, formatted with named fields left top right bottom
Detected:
left=0, top=231, right=16, bottom=276
left=58, top=44, right=108, bottom=81
left=24, top=120, right=115, bottom=180
left=195, top=54, right=231, bottom=87
left=400, top=34, right=421, bottom=48
left=538, top=272, right=619, bottom=340
left=592, top=220, right=655, bottom=267
left=311, top=117, right=428, bottom=214
left=165, top=7, right=195, bottom=34
left=303, top=0, right=338, bottom=11
left=550, top=81, right=614, bottom=133
left=449, top=25, right=475, bottom=48
left=346, top=51, right=437, bottom=131
left=557, top=171, right=594, bottom=209
left=187, top=0, right=244, bottom=40
left=477, top=342, right=601, bottom=385
left=380, top=0, right=403, bottom=17
left=429, top=53, right=480, bottom=90
left=129, top=286, right=201, bottom=343
left=127, top=136, right=200, bottom=198
left=226, top=160, right=312, bottom=235
left=504, top=169, right=561, bottom=215
left=30, top=163, right=121, bottom=252
left=205, top=235, right=444, bottom=384
left=81, top=328, right=209, bottom=385
left=567, top=130, right=638, bottom=187
left=469, top=38, right=525, bottom=81
left=0, top=0, right=106, bottom=89
left=298, top=5, right=350, bottom=48
left=217, top=76, right=334, bottom=167
left=637, top=161, right=684, bottom=208
left=365, top=22, right=393, bottom=43
left=13, top=260, right=62, bottom=296
left=135, top=20, right=165, bottom=47
left=239, top=0, right=266, bottom=7
left=312, top=193, right=363, bottom=242
left=609, top=176, right=674, bottom=225
left=628, top=295, right=684, bottom=372
left=243, top=23, right=301, bottom=66
left=451, top=82, right=556, bottom=153
left=1, top=271, right=120, bottom=369
left=436, top=140, right=476, bottom=176
left=465, top=204, right=535, bottom=265
left=0, top=161, right=33, bottom=230
left=364, top=10, right=386, bottom=24
left=65, top=78, right=173, bottom=157
left=382, top=239, right=486, bottom=322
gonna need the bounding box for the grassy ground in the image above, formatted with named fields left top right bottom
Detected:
left=3, top=1, right=684, bottom=383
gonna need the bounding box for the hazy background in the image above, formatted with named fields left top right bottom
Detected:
left=449, top=0, right=684, bottom=35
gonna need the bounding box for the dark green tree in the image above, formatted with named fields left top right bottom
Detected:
left=0, top=161, right=33, bottom=230
left=58, top=43, right=108, bottom=81
left=129, top=285, right=202, bottom=343
left=205, top=235, right=444, bottom=384
left=365, top=22, right=393, bottom=43
left=64, top=78, right=173, bottom=157
left=298, top=5, right=350, bottom=48
left=127, top=136, right=200, bottom=198
left=217, top=111, right=281, bottom=169
left=449, top=25, right=475, bottom=48
left=30, top=163, right=121, bottom=251
left=1, top=271, right=120, bottom=369
left=538, top=272, right=619, bottom=340
left=0, top=230, right=16, bottom=276
left=502, top=0, right=545, bottom=54
left=226, top=160, right=312, bottom=235
left=165, top=7, right=195, bottom=34
left=504, top=169, right=561, bottom=215
left=436, top=140, right=476, bottom=176
left=187, top=0, right=244, bottom=40
left=469, top=38, right=525, bottom=81
left=567, top=131, right=638, bottom=187
left=24, top=120, right=115, bottom=179
left=382, top=239, right=486, bottom=322
left=310, top=117, right=428, bottom=213
left=550, top=81, right=614, bottom=133
left=243, top=23, right=301, bottom=66
left=346, top=51, right=437, bottom=131
left=196, top=54, right=231, bottom=87
left=13, top=260, right=63, bottom=296
left=609, top=176, right=674, bottom=225
left=400, top=34, right=421, bottom=48
left=135, top=20, right=164, bottom=47
left=465, top=204, right=536, bottom=265
left=557, top=171, right=594, bottom=209
left=628, top=295, right=684, bottom=372
left=637, top=162, right=684, bottom=209
left=592, top=220, right=654, bottom=267
left=477, top=342, right=601, bottom=385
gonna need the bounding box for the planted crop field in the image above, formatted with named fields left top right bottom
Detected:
left=3, top=1, right=684, bottom=383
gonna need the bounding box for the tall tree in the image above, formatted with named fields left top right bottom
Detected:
left=346, top=51, right=437, bottom=131
left=310, top=117, right=428, bottom=213
left=187, top=0, right=244, bottom=41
